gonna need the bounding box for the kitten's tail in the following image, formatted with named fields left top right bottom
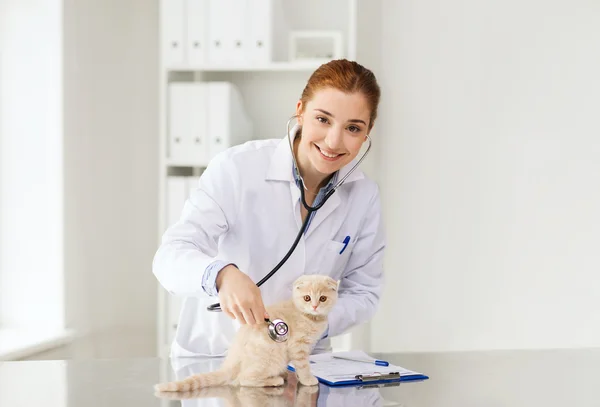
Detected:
left=154, top=369, right=232, bottom=392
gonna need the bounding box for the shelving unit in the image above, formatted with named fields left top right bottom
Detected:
left=156, top=0, right=365, bottom=357
left=166, top=61, right=326, bottom=72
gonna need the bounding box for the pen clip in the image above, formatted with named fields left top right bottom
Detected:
left=339, top=235, right=350, bottom=254
left=354, top=372, right=400, bottom=382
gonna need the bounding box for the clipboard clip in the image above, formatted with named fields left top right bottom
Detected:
left=354, top=372, right=400, bottom=382
left=358, top=382, right=401, bottom=389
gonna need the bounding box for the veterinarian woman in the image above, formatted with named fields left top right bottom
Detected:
left=153, top=59, right=386, bottom=358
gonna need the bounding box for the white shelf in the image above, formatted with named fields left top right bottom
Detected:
left=165, top=60, right=329, bottom=73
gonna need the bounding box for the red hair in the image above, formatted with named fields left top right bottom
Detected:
left=300, top=59, right=381, bottom=131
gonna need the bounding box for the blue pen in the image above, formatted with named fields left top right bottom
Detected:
left=339, top=235, right=350, bottom=254
left=332, top=354, right=390, bottom=366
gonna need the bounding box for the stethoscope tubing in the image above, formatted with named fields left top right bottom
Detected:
left=206, top=115, right=370, bottom=312
left=206, top=204, right=315, bottom=312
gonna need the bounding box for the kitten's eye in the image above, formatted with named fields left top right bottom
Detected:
left=319, top=296, right=327, bottom=302
left=303, top=295, right=311, bottom=302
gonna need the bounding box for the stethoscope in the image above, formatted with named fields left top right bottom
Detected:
left=207, top=114, right=372, bottom=342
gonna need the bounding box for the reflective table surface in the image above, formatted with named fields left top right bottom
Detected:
left=1, top=347, right=598, bottom=406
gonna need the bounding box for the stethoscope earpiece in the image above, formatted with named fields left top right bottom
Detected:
left=265, top=318, right=289, bottom=342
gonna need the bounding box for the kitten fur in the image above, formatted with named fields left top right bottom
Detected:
left=154, top=274, right=338, bottom=391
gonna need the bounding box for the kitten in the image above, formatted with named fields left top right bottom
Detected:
left=154, top=274, right=338, bottom=391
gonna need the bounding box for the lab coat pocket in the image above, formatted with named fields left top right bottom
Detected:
left=174, top=296, right=238, bottom=357
left=322, top=239, right=353, bottom=280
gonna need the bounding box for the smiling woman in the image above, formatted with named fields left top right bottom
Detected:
left=293, top=88, right=372, bottom=192
left=153, top=58, right=386, bottom=360
left=290, top=59, right=381, bottom=220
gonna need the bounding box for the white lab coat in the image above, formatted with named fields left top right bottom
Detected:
left=152, top=134, right=386, bottom=358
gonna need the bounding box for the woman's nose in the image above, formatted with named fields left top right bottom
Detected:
left=323, top=127, right=344, bottom=150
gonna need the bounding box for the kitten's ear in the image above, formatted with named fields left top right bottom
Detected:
left=325, top=277, right=339, bottom=292
left=294, top=275, right=309, bottom=290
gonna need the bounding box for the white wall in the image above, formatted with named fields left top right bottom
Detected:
left=0, top=0, right=64, bottom=329
left=63, top=0, right=158, bottom=336
left=373, top=0, right=600, bottom=352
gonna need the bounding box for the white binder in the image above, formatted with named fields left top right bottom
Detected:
left=190, top=84, right=209, bottom=163
left=168, top=83, right=208, bottom=166
left=160, top=0, right=185, bottom=67
left=207, top=0, right=250, bottom=65
left=206, top=82, right=253, bottom=160
left=168, top=83, right=191, bottom=164
left=247, top=0, right=273, bottom=64
left=186, top=0, right=207, bottom=66
left=168, top=81, right=252, bottom=166
left=206, top=0, right=229, bottom=65
left=162, top=0, right=274, bottom=68
left=226, top=0, right=249, bottom=65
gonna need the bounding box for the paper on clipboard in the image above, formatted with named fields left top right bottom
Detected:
left=289, top=351, right=428, bottom=385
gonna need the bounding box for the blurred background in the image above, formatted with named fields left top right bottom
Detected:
left=0, top=0, right=598, bottom=362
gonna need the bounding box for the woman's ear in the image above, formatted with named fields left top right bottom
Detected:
left=367, top=118, right=375, bottom=132
left=295, top=100, right=304, bottom=125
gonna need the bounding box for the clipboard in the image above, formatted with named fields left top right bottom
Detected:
left=287, top=351, right=429, bottom=387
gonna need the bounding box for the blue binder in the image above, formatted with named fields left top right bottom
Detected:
left=287, top=351, right=429, bottom=387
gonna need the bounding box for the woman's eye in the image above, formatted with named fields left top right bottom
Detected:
left=304, top=295, right=311, bottom=302
left=316, top=116, right=329, bottom=124
left=319, top=296, right=327, bottom=302
left=348, top=125, right=361, bottom=133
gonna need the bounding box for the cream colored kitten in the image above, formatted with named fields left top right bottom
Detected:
left=154, top=274, right=338, bottom=391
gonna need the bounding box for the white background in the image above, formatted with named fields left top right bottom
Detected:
left=1, top=0, right=599, bottom=356
left=372, top=0, right=600, bottom=352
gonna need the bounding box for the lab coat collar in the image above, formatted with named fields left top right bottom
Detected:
left=265, top=134, right=365, bottom=185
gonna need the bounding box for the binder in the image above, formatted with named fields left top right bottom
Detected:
left=206, top=82, right=253, bottom=160
left=168, top=82, right=252, bottom=166
left=168, top=83, right=208, bottom=166
left=288, top=351, right=429, bottom=387
left=160, top=0, right=185, bottom=67
left=225, top=0, right=249, bottom=65
left=207, top=0, right=247, bottom=65
left=186, top=0, right=207, bottom=66
left=189, top=84, right=208, bottom=164
left=246, top=0, right=273, bottom=64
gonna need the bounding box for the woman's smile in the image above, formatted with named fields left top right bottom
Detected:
left=313, top=143, right=345, bottom=161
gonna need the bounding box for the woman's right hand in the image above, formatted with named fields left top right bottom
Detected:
left=216, top=265, right=268, bottom=325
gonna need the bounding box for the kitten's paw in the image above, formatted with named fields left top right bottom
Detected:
left=298, top=374, right=319, bottom=386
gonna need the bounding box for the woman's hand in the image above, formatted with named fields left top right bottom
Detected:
left=216, top=265, right=269, bottom=325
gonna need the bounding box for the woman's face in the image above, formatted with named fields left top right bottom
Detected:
left=296, top=87, right=371, bottom=177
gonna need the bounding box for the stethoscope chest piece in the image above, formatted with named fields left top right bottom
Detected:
left=265, top=318, right=289, bottom=342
